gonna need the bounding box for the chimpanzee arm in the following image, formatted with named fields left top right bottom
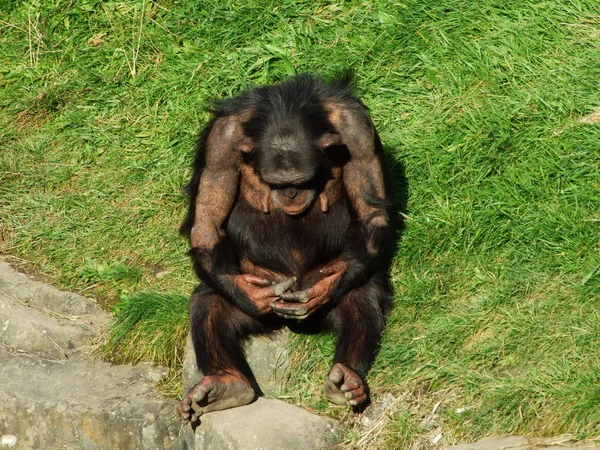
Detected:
left=329, top=102, right=394, bottom=296
left=189, top=115, right=294, bottom=317
left=273, top=103, right=394, bottom=319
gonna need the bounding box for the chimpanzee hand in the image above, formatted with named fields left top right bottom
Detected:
left=270, top=262, right=346, bottom=320
left=232, top=275, right=296, bottom=315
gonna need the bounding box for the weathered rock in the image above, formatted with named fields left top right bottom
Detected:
left=541, top=447, right=600, bottom=450
left=194, top=397, right=338, bottom=450
left=0, top=348, right=189, bottom=450
left=182, top=316, right=340, bottom=450
left=359, top=392, right=397, bottom=428
left=0, top=260, right=109, bottom=360
left=0, top=260, right=192, bottom=450
left=182, top=333, right=199, bottom=396
left=183, top=329, right=290, bottom=398
left=244, top=331, right=291, bottom=396
left=445, top=436, right=530, bottom=450
left=0, top=293, right=97, bottom=359
left=0, top=260, right=106, bottom=318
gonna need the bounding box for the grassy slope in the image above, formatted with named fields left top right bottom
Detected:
left=1, top=0, right=599, bottom=447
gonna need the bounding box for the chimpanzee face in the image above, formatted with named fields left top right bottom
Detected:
left=251, top=123, right=326, bottom=216
left=254, top=124, right=322, bottom=185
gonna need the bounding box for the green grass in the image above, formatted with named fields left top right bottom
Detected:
left=103, top=291, right=189, bottom=366
left=1, top=0, right=600, bottom=447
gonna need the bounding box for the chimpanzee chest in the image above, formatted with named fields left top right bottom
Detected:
left=227, top=197, right=352, bottom=276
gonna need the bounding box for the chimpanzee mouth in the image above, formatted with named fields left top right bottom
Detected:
left=270, top=180, right=316, bottom=191
left=280, top=187, right=300, bottom=199
left=271, top=183, right=316, bottom=216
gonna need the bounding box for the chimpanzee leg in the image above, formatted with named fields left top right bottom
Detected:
left=323, top=272, right=392, bottom=408
left=189, top=284, right=266, bottom=380
left=178, top=285, right=269, bottom=421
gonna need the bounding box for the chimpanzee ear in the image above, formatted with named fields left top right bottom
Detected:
left=236, top=137, right=253, bottom=153
left=318, top=133, right=342, bottom=149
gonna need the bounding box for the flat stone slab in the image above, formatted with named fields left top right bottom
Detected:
left=446, top=436, right=529, bottom=450
left=195, top=397, right=338, bottom=450
left=0, top=260, right=191, bottom=450
left=0, top=349, right=186, bottom=450
left=0, top=260, right=109, bottom=360
left=0, top=260, right=106, bottom=318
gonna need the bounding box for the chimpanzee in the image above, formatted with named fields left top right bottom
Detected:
left=177, top=73, right=397, bottom=422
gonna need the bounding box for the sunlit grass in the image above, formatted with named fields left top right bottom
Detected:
left=1, top=1, right=599, bottom=447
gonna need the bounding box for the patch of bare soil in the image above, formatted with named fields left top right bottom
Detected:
left=579, top=109, right=600, bottom=124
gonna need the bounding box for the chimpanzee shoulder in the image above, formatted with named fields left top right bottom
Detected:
left=180, top=74, right=365, bottom=237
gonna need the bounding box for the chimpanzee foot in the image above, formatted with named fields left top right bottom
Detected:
left=177, top=374, right=256, bottom=422
left=323, top=363, right=369, bottom=407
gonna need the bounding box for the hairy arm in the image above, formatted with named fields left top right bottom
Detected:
left=272, top=103, right=395, bottom=319
left=330, top=102, right=395, bottom=296
left=189, top=116, right=294, bottom=317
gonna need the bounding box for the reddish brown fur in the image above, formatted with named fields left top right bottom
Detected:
left=181, top=75, right=396, bottom=419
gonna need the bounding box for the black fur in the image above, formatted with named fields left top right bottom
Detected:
left=180, top=73, right=359, bottom=238
left=182, top=73, right=397, bottom=407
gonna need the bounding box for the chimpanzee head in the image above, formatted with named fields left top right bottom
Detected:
left=244, top=119, right=341, bottom=216
left=257, top=120, right=320, bottom=181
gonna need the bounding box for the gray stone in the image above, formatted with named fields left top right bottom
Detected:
left=445, top=436, right=529, bottom=450
left=0, top=348, right=190, bottom=450
left=542, top=447, right=600, bottom=450
left=194, top=397, right=338, bottom=450
left=0, top=260, right=192, bottom=450
left=359, top=393, right=397, bottom=428
left=0, top=293, right=99, bottom=359
left=183, top=329, right=290, bottom=398
left=243, top=330, right=290, bottom=396
left=0, top=261, right=106, bottom=319
left=183, top=332, right=200, bottom=396
left=0, top=260, right=109, bottom=359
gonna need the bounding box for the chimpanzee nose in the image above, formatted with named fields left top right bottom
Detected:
left=282, top=187, right=298, bottom=199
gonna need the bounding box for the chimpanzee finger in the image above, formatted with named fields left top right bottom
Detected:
left=340, top=379, right=360, bottom=392
left=270, top=277, right=296, bottom=295
left=348, top=393, right=368, bottom=407
left=188, top=399, right=204, bottom=421
left=279, top=289, right=310, bottom=303
left=243, top=275, right=272, bottom=287
left=272, top=311, right=310, bottom=320
left=328, top=364, right=345, bottom=386
left=270, top=301, right=308, bottom=316
left=319, top=263, right=344, bottom=277
left=178, top=401, right=190, bottom=420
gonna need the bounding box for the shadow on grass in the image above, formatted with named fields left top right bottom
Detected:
left=383, top=144, right=409, bottom=248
